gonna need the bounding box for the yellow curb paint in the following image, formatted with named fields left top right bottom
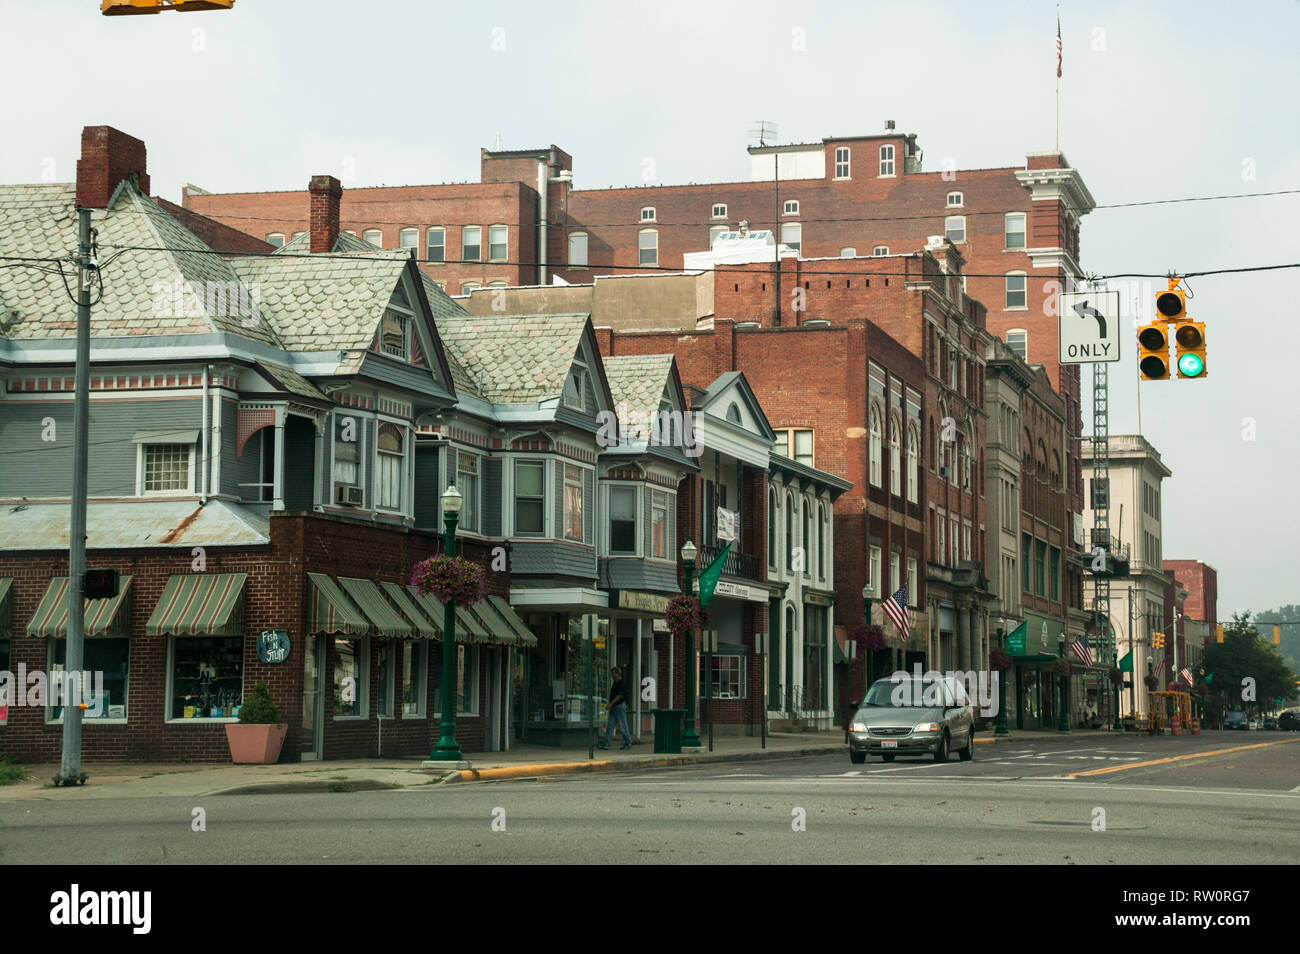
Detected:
left=1063, top=736, right=1300, bottom=778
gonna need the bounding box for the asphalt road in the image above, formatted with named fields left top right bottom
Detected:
left=0, top=732, right=1295, bottom=865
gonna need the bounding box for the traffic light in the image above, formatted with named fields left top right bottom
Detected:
left=1274, top=624, right=1282, bottom=646
left=1216, top=624, right=1224, bottom=643
left=1153, top=631, right=1165, bottom=650
left=1155, top=286, right=1186, bottom=321
left=83, top=567, right=120, bottom=600
left=1138, top=322, right=1170, bottom=380
left=1174, top=321, right=1207, bottom=378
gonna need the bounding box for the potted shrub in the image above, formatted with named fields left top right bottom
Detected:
left=224, top=681, right=287, bottom=764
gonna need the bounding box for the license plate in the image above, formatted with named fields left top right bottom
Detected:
left=881, top=740, right=898, bottom=749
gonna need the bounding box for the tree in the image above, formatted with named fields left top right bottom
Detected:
left=1201, top=612, right=1298, bottom=713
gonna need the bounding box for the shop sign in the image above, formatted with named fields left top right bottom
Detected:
left=257, top=630, right=291, bottom=664
left=609, top=590, right=671, bottom=615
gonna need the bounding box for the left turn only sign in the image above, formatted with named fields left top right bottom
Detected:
left=1058, top=290, right=1121, bottom=364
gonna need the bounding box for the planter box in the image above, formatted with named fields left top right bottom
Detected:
left=225, top=723, right=288, bottom=764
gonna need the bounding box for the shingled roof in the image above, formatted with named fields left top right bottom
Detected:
left=603, top=354, right=675, bottom=441
left=435, top=312, right=591, bottom=405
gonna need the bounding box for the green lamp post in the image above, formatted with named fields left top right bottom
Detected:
left=1057, top=636, right=1070, bottom=734
left=861, top=584, right=874, bottom=691
left=430, top=485, right=464, bottom=762
left=681, top=539, right=702, bottom=749
left=995, top=620, right=1009, bottom=736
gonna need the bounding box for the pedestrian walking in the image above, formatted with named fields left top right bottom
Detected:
left=597, top=666, right=633, bottom=750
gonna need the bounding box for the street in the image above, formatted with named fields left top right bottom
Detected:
left=2, top=733, right=1295, bottom=865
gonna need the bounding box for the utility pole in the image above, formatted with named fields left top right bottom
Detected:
left=56, top=207, right=93, bottom=787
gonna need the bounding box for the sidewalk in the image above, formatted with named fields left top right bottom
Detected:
left=0, top=726, right=1124, bottom=801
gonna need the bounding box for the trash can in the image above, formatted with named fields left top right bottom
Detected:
left=652, top=709, right=685, bottom=754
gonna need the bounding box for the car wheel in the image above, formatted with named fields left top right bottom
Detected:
left=932, top=731, right=948, bottom=763
left=958, top=728, right=974, bottom=761
left=881, top=753, right=895, bottom=762
left=850, top=750, right=866, bottom=764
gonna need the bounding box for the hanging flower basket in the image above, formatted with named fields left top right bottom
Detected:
left=1143, top=674, right=1159, bottom=691
left=410, top=555, right=485, bottom=606
left=1167, top=680, right=1182, bottom=693
left=1108, top=667, right=1124, bottom=686
left=988, top=648, right=1013, bottom=672
left=1050, top=657, right=1072, bottom=678
left=665, top=594, right=701, bottom=638
left=849, top=624, right=888, bottom=653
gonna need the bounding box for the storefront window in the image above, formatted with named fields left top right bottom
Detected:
left=333, top=637, right=367, bottom=718
left=0, top=639, right=9, bottom=721
left=376, top=640, right=395, bottom=717
left=401, top=641, right=426, bottom=716
left=170, top=636, right=243, bottom=719
left=803, top=606, right=826, bottom=710
left=49, top=638, right=130, bottom=721
left=562, top=616, right=607, bottom=720
left=708, top=654, right=746, bottom=700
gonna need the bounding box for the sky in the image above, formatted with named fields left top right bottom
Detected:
left=2, top=0, right=1297, bottom=615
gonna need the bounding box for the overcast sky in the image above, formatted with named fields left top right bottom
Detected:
left=3, top=0, right=1297, bottom=616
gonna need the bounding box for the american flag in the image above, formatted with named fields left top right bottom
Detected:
left=1180, top=667, right=1194, bottom=687
left=1153, top=657, right=1166, bottom=678
left=1071, top=633, right=1092, bottom=667
left=1056, top=12, right=1063, bottom=78
left=881, top=585, right=910, bottom=640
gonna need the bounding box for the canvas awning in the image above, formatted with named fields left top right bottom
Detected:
left=470, top=597, right=538, bottom=648
left=337, top=577, right=414, bottom=638
left=487, top=595, right=538, bottom=647
left=404, top=588, right=533, bottom=646
left=456, top=604, right=490, bottom=642
left=146, top=573, right=246, bottom=637
left=380, top=582, right=440, bottom=639
left=0, top=578, right=12, bottom=637
left=306, top=573, right=370, bottom=636
left=27, top=575, right=133, bottom=638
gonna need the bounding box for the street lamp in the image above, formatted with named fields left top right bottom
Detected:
left=681, top=540, right=702, bottom=749
left=431, top=485, right=463, bottom=762
left=861, top=584, right=875, bottom=691
left=995, top=619, right=1009, bottom=736
left=1057, top=636, right=1070, bottom=734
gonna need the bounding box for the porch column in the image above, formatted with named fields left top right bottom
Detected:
left=272, top=405, right=286, bottom=510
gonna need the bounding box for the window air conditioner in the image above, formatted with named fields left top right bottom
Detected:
left=335, top=484, right=363, bottom=507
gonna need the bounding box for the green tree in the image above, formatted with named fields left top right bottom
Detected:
left=1201, top=612, right=1298, bottom=713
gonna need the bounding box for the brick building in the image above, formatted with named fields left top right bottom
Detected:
left=1162, top=559, right=1219, bottom=634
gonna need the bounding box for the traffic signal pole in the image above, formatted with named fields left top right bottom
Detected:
left=56, top=207, right=93, bottom=787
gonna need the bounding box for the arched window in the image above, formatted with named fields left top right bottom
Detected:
left=375, top=423, right=404, bottom=512
left=768, top=487, right=777, bottom=568
left=907, top=423, right=919, bottom=504
left=1005, top=272, right=1028, bottom=309
left=889, top=412, right=901, bottom=496
left=266, top=233, right=284, bottom=248
left=362, top=229, right=383, bottom=247
left=868, top=404, right=883, bottom=487
left=785, top=493, right=795, bottom=571
left=638, top=229, right=658, bottom=266
left=801, top=498, right=811, bottom=576
left=818, top=502, right=828, bottom=578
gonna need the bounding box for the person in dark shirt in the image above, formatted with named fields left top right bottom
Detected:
left=597, top=666, right=633, bottom=750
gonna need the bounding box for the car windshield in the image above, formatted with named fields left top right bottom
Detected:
left=862, top=678, right=966, bottom=708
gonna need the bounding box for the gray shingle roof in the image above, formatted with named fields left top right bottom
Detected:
left=435, top=312, right=590, bottom=405
left=603, top=354, right=675, bottom=440
left=274, top=230, right=383, bottom=256
left=257, top=360, right=328, bottom=400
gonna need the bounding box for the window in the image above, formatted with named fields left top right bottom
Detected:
left=1049, top=546, right=1061, bottom=600
left=460, top=282, right=480, bottom=295
left=489, top=225, right=508, bottom=261
left=379, top=309, right=408, bottom=359
left=426, top=227, right=445, bottom=263
left=292, top=231, right=306, bottom=241
left=818, top=503, right=828, bottom=579
left=803, top=607, right=827, bottom=709
left=709, top=225, right=728, bottom=248
left=462, top=226, right=481, bottom=261
left=873, top=246, right=889, bottom=256
left=783, top=199, right=799, bottom=215
left=435, top=644, right=479, bottom=715
left=399, top=228, right=418, bottom=254
left=1005, top=272, right=1027, bottom=309
left=333, top=636, right=367, bottom=718
left=890, top=552, right=901, bottom=594
left=950, top=516, right=959, bottom=565
left=775, top=428, right=814, bottom=466
left=802, top=502, right=811, bottom=576
left=640, top=207, right=656, bottom=222
left=786, top=494, right=795, bottom=571
left=362, top=229, right=382, bottom=247
left=868, top=406, right=883, bottom=487
left=708, top=654, right=746, bottom=700
left=1004, top=213, right=1026, bottom=250
left=944, top=215, right=966, bottom=243
left=0, top=638, right=8, bottom=722
left=834, top=146, right=850, bottom=179
left=333, top=414, right=362, bottom=488
left=711, top=203, right=727, bottom=219
left=609, top=485, right=637, bottom=554
left=781, top=222, right=801, bottom=253
left=907, top=557, right=918, bottom=606
left=963, top=524, right=971, bottom=562
left=266, top=233, right=284, bottom=248
left=375, top=640, right=395, bottom=717
left=376, top=423, right=405, bottom=512
left=143, top=444, right=193, bottom=493
left=564, top=363, right=587, bottom=411
left=840, top=247, right=857, bottom=257
left=638, top=229, right=658, bottom=266
left=651, top=491, right=668, bottom=559
left=568, top=231, right=588, bottom=268
left=1035, top=539, right=1047, bottom=596
left=167, top=635, right=242, bottom=720
left=401, top=640, right=426, bottom=716
left=456, top=451, right=479, bottom=532
left=869, top=545, right=882, bottom=598
left=889, top=413, right=901, bottom=496
left=514, top=460, right=545, bottom=535
left=878, top=144, right=894, bottom=177
left=563, top=463, right=584, bottom=542
left=947, top=191, right=963, bottom=207
left=49, top=637, right=129, bottom=722
left=1021, top=533, right=1031, bottom=591
left=768, top=488, right=777, bottom=568
left=1006, top=329, right=1027, bottom=360
left=907, top=424, right=919, bottom=504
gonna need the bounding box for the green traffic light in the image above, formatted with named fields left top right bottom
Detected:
left=1177, top=352, right=1204, bottom=377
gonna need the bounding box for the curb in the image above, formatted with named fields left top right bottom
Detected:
left=215, top=778, right=397, bottom=796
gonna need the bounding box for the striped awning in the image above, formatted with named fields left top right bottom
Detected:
left=27, top=575, right=133, bottom=639
left=0, top=578, right=12, bottom=637
left=489, top=595, right=538, bottom=647
left=146, top=573, right=246, bottom=637
left=380, top=582, right=440, bottom=639
left=306, top=573, right=369, bottom=636
left=475, top=596, right=539, bottom=648
left=456, top=604, right=490, bottom=642
left=337, top=577, right=413, bottom=638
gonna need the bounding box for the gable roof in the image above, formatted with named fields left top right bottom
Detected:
left=435, top=312, right=594, bottom=405
left=603, top=354, right=676, bottom=441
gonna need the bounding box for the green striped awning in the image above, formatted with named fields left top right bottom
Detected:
left=0, top=578, right=12, bottom=637
left=380, top=582, right=440, bottom=639
left=146, top=573, right=246, bottom=637
left=455, top=603, right=490, bottom=642
left=306, top=573, right=370, bottom=636
left=474, top=596, right=540, bottom=648
left=27, top=575, right=133, bottom=639
left=489, top=596, right=538, bottom=647
left=337, top=577, right=413, bottom=638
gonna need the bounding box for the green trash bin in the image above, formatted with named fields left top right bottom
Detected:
left=652, top=709, right=685, bottom=754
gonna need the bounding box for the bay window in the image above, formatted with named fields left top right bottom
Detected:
left=514, top=459, right=545, bottom=535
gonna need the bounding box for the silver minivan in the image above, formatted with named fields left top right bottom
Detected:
left=848, top=675, right=976, bottom=764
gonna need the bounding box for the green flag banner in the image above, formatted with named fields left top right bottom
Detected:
left=1204, top=671, right=1214, bottom=685
left=1118, top=651, right=1133, bottom=673
left=697, top=541, right=731, bottom=607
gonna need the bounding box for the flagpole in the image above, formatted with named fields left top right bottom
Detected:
left=1055, top=4, right=1061, bottom=153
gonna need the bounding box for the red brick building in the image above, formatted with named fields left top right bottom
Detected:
left=1162, top=560, right=1219, bottom=631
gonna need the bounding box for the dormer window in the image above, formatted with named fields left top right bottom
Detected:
left=564, top=363, right=588, bottom=410
left=640, top=207, right=656, bottom=222
left=379, top=310, right=409, bottom=360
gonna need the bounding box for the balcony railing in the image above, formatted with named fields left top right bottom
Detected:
left=698, top=542, right=761, bottom=581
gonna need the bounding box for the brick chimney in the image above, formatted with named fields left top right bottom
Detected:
left=308, top=174, right=341, bottom=253
left=76, top=126, right=150, bottom=209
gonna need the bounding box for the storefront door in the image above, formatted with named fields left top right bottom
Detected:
left=301, top=634, right=325, bottom=760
